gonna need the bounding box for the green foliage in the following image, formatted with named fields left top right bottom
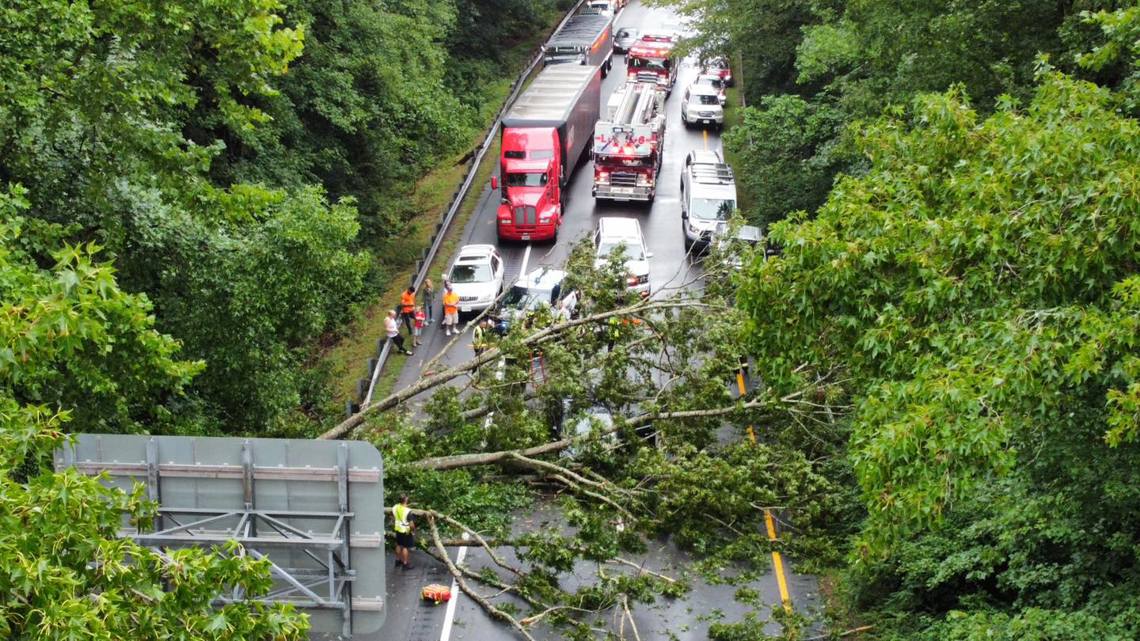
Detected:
left=210, top=0, right=473, bottom=240
left=1, top=186, right=306, bottom=637
left=0, top=197, right=200, bottom=435
left=724, top=95, right=849, bottom=226
left=739, top=70, right=1140, bottom=637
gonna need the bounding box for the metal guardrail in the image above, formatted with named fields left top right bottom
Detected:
left=349, top=0, right=589, bottom=415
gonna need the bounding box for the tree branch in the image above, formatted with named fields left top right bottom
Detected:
left=320, top=299, right=721, bottom=440
left=427, top=515, right=538, bottom=641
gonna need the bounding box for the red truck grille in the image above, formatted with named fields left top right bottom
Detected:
left=513, top=206, right=537, bottom=226
left=611, top=173, right=638, bottom=187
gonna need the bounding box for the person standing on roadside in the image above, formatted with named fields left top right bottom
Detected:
left=472, top=318, right=489, bottom=356
left=392, top=495, right=415, bottom=569
left=413, top=305, right=426, bottom=347
left=422, top=278, right=435, bottom=324
left=385, top=310, right=412, bottom=355
left=400, top=286, right=417, bottom=335
left=442, top=283, right=460, bottom=336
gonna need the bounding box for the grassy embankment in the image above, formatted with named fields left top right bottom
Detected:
left=318, top=12, right=566, bottom=427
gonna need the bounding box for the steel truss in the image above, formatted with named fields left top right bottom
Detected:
left=78, top=439, right=364, bottom=638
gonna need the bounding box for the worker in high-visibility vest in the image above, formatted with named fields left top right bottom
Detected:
left=393, top=494, right=415, bottom=569
left=442, top=282, right=460, bottom=337
left=400, top=286, right=417, bottom=335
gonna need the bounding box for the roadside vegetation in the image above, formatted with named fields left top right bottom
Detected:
left=1, top=1, right=1138, bottom=640
left=663, top=0, right=1140, bottom=638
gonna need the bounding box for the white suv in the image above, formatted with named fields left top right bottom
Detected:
left=593, top=217, right=652, bottom=297
left=446, top=244, right=504, bottom=314
left=680, top=150, right=738, bottom=249
left=681, top=82, right=724, bottom=128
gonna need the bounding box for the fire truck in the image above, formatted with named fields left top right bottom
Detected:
left=592, top=82, right=666, bottom=203
left=626, top=38, right=677, bottom=95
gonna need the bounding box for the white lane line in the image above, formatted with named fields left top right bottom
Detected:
left=439, top=533, right=469, bottom=641
left=519, top=243, right=532, bottom=278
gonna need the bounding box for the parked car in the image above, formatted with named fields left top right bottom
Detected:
left=613, top=27, right=640, bottom=53
left=706, top=56, right=734, bottom=86
left=680, top=150, right=738, bottom=249
left=446, top=244, right=504, bottom=315
left=491, top=267, right=578, bottom=335
left=593, top=217, right=652, bottom=297
left=680, top=81, right=724, bottom=128
left=693, top=73, right=727, bottom=106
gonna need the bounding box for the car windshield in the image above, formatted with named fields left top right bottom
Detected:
left=617, top=29, right=636, bottom=39
left=506, top=172, right=547, bottom=187
left=690, top=198, right=736, bottom=221
left=696, top=94, right=719, bottom=105
left=597, top=240, right=645, bottom=261
left=450, top=263, right=492, bottom=283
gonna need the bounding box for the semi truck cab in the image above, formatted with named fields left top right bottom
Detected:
left=496, top=128, right=563, bottom=241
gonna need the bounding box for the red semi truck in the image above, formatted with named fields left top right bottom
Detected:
left=494, top=65, right=601, bottom=242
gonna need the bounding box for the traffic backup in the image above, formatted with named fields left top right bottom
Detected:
left=592, top=81, right=666, bottom=203
left=494, top=65, right=601, bottom=242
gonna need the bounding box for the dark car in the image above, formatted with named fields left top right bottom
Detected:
left=491, top=267, right=578, bottom=336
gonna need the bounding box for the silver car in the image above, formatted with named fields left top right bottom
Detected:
left=613, top=27, right=640, bottom=53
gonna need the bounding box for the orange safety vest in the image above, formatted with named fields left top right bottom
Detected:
left=400, top=290, right=415, bottom=313
left=443, top=291, right=459, bottom=314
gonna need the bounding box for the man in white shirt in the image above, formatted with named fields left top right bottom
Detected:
left=385, top=309, right=413, bottom=355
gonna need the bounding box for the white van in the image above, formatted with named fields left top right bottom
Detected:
left=593, top=217, right=652, bottom=297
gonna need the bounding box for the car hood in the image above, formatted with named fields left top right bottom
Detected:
left=450, top=281, right=498, bottom=297
left=595, top=257, right=650, bottom=276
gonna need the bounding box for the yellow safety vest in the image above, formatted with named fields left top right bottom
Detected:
left=393, top=503, right=411, bottom=533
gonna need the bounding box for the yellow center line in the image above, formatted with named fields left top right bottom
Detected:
left=737, top=368, right=790, bottom=610
left=764, top=510, right=793, bottom=612
left=703, top=128, right=709, bottom=151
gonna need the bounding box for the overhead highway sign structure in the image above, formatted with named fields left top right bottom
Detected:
left=55, top=435, right=386, bottom=640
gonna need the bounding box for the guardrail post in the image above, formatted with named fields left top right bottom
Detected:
left=356, top=379, right=369, bottom=402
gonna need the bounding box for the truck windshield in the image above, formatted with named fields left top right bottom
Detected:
left=690, top=198, right=736, bottom=221
left=629, top=57, right=669, bottom=71
left=506, top=172, right=548, bottom=187
left=450, top=264, right=492, bottom=283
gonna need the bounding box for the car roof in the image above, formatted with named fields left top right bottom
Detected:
left=689, top=82, right=720, bottom=96
left=687, top=149, right=723, bottom=165
left=597, top=216, right=643, bottom=241
left=518, top=267, right=566, bottom=290
left=455, top=244, right=498, bottom=261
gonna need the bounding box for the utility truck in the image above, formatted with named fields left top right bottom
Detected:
left=493, top=65, right=601, bottom=242
left=592, top=82, right=666, bottom=202
left=543, top=13, right=614, bottom=76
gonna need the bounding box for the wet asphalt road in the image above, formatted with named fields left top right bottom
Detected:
left=374, top=2, right=821, bottom=640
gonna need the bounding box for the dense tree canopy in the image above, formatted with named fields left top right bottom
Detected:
left=0, top=0, right=557, bottom=434
left=738, top=68, right=1140, bottom=638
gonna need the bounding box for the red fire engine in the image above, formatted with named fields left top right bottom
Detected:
left=592, top=82, right=666, bottom=203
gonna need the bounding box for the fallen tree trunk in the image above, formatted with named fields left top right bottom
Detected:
left=320, top=298, right=721, bottom=440
left=411, top=397, right=771, bottom=470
